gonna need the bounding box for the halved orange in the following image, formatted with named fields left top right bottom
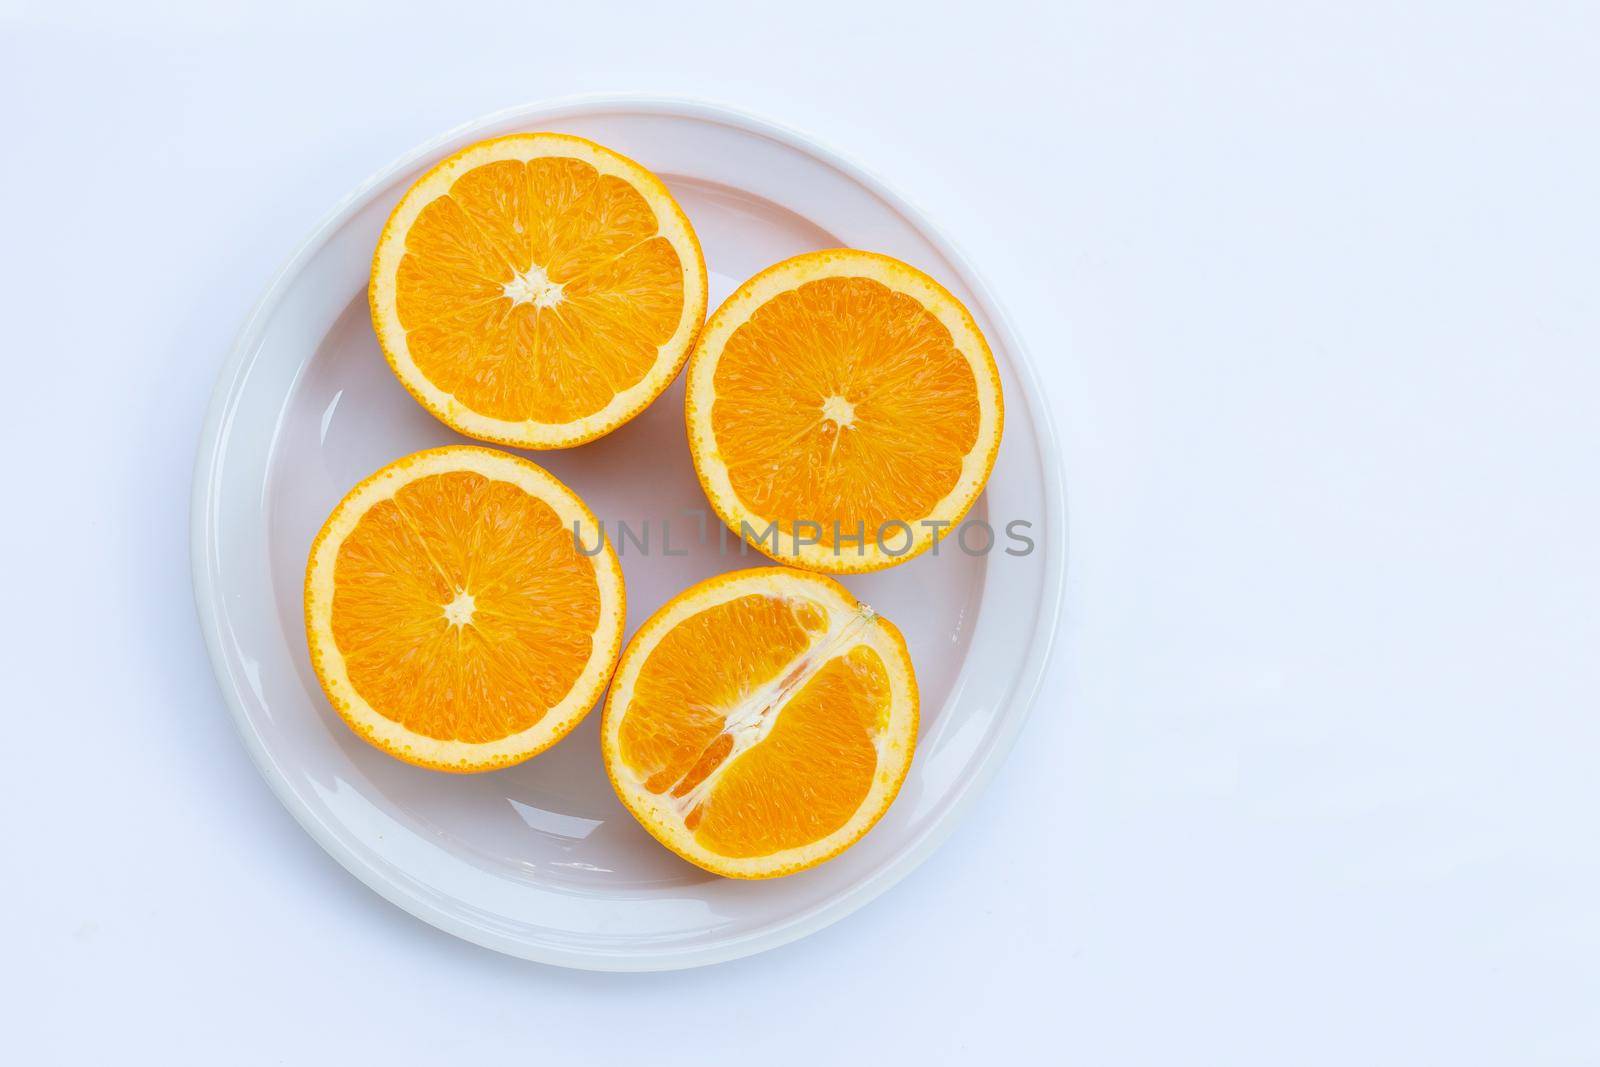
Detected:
left=371, top=133, right=707, bottom=448
left=304, top=446, right=625, bottom=772
left=601, top=567, right=918, bottom=878
left=686, top=249, right=1003, bottom=572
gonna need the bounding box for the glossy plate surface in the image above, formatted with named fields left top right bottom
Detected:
left=191, top=95, right=1065, bottom=970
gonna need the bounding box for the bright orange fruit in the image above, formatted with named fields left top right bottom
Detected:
left=371, top=133, right=707, bottom=448
left=304, top=446, right=625, bottom=772
left=602, top=567, right=918, bottom=878
left=686, top=249, right=1003, bottom=572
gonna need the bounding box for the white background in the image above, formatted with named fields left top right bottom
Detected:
left=4, top=1, right=1597, bottom=1063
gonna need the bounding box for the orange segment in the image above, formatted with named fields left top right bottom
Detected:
left=371, top=134, right=707, bottom=448
left=305, top=447, right=626, bottom=772
left=686, top=250, right=1003, bottom=572
left=601, top=568, right=918, bottom=879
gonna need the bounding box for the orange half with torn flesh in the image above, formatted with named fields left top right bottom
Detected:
left=601, top=567, right=917, bottom=878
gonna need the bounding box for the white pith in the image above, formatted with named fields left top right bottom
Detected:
left=820, top=394, right=856, bottom=428
left=442, top=589, right=476, bottom=627
left=502, top=263, right=564, bottom=309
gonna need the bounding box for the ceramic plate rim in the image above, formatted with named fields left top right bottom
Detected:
left=190, top=93, right=1068, bottom=970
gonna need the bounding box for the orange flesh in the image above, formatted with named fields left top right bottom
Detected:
left=618, top=593, right=892, bottom=858
left=710, top=276, right=981, bottom=546
left=696, top=646, right=890, bottom=856
left=396, top=157, right=684, bottom=424
left=619, top=593, right=825, bottom=788
left=330, top=471, right=600, bottom=743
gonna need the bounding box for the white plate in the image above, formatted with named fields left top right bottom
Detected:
left=191, top=95, right=1066, bottom=971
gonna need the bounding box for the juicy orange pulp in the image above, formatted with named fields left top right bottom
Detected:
left=695, top=645, right=891, bottom=857
left=709, top=275, right=981, bottom=548
left=395, top=156, right=686, bottom=425
left=616, top=590, right=896, bottom=860
left=331, top=469, right=600, bottom=744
